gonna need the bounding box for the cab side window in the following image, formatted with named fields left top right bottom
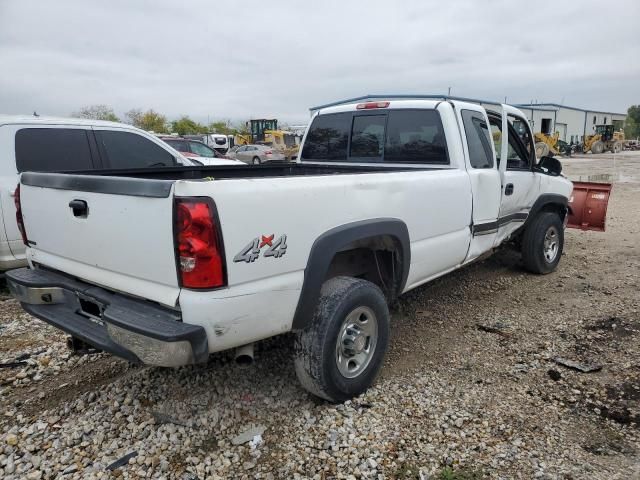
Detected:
left=461, top=110, right=493, bottom=168
left=96, top=131, right=176, bottom=169
left=15, top=128, right=95, bottom=172
left=488, top=117, right=532, bottom=170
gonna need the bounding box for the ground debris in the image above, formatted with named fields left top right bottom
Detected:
left=151, top=411, right=188, bottom=427
left=0, top=349, right=46, bottom=369
left=231, top=425, right=266, bottom=445
left=106, top=451, right=138, bottom=470
left=475, top=322, right=511, bottom=337
left=552, top=356, right=603, bottom=373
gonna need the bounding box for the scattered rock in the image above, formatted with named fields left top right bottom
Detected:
left=552, top=357, right=603, bottom=373
left=232, top=425, right=266, bottom=446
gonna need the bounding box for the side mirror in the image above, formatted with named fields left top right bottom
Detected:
left=536, top=155, right=562, bottom=176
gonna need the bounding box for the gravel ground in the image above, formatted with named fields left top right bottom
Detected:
left=0, top=152, right=639, bottom=479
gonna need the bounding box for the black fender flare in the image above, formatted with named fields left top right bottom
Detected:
left=523, top=194, right=569, bottom=229
left=291, top=218, right=410, bottom=330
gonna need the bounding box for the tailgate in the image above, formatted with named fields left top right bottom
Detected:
left=19, top=173, right=180, bottom=307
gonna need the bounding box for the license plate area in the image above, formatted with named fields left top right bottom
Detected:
left=76, top=293, right=105, bottom=325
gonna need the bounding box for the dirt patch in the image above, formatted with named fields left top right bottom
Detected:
left=586, top=316, right=638, bottom=340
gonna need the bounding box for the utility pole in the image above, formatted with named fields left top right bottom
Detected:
left=447, top=86, right=451, bottom=96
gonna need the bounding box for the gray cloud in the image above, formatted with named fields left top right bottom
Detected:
left=0, top=0, right=638, bottom=124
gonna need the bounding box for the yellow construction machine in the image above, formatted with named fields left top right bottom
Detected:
left=264, top=129, right=300, bottom=159
left=534, top=132, right=561, bottom=157
left=583, top=125, right=625, bottom=154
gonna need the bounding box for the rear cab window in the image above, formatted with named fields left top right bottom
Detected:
left=301, top=108, right=448, bottom=165
left=15, top=128, right=95, bottom=172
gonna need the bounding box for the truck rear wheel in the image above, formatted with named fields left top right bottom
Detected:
left=294, top=276, right=389, bottom=402
left=521, top=212, right=564, bottom=274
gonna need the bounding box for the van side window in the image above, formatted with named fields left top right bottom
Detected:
left=384, top=110, right=448, bottom=164
left=15, top=128, right=94, bottom=172
left=96, top=131, right=176, bottom=169
left=461, top=110, right=493, bottom=168
left=300, top=112, right=350, bottom=161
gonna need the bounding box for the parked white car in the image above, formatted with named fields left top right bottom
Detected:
left=7, top=99, right=575, bottom=402
left=0, top=115, right=198, bottom=270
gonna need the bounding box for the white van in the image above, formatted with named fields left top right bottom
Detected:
left=196, top=134, right=231, bottom=154
left=0, top=115, right=196, bottom=270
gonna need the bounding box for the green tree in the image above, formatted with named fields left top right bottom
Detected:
left=171, top=116, right=207, bottom=135
left=624, top=105, right=640, bottom=139
left=234, top=120, right=250, bottom=135
left=73, top=104, right=119, bottom=122
left=125, top=109, right=168, bottom=133
left=208, top=120, right=236, bottom=135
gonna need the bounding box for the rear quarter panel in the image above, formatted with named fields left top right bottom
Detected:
left=174, top=168, right=472, bottom=351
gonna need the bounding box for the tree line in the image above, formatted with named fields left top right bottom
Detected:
left=625, top=105, right=640, bottom=139
left=72, top=104, right=248, bottom=136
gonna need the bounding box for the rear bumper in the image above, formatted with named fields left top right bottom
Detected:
left=5, top=268, right=208, bottom=367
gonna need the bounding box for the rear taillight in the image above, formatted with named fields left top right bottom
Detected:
left=174, top=198, right=226, bottom=289
left=265, top=150, right=273, bottom=155
left=14, top=185, right=28, bottom=246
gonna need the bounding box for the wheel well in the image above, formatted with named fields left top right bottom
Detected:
left=291, top=218, right=410, bottom=331
left=539, top=202, right=568, bottom=221
left=324, top=236, right=402, bottom=302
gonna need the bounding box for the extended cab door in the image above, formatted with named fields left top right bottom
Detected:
left=491, top=106, right=540, bottom=245
left=455, top=105, right=502, bottom=262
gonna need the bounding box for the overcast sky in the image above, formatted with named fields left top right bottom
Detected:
left=1, top=0, right=638, bottom=124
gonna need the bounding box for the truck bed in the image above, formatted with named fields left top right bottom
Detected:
left=58, top=162, right=429, bottom=181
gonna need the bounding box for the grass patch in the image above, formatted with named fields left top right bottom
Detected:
left=438, top=466, right=484, bottom=480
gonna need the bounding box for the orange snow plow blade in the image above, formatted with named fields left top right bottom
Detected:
left=567, top=182, right=612, bottom=232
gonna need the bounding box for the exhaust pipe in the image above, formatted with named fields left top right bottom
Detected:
left=234, top=343, right=254, bottom=366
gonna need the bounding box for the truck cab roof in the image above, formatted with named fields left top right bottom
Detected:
left=0, top=114, right=128, bottom=128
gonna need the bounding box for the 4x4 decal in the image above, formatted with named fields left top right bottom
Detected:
left=233, top=234, right=287, bottom=263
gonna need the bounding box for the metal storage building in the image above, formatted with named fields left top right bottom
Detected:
left=515, top=103, right=627, bottom=145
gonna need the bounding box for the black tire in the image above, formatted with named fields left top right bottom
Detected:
left=535, top=142, right=549, bottom=158
left=591, top=141, right=604, bottom=154
left=294, top=276, right=389, bottom=402
left=252, top=156, right=261, bottom=165
left=521, top=212, right=564, bottom=274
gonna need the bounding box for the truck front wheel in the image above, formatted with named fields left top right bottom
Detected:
left=294, top=276, right=389, bottom=402
left=521, top=212, right=564, bottom=274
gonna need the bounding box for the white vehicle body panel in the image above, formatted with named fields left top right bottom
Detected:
left=21, top=183, right=180, bottom=306
left=14, top=100, right=573, bottom=356
left=0, top=116, right=192, bottom=270
left=187, top=156, right=244, bottom=167
left=202, top=134, right=230, bottom=152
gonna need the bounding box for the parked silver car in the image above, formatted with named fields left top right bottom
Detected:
left=233, top=144, right=286, bottom=164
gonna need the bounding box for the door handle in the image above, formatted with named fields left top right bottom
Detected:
left=69, top=199, right=88, bottom=217
left=505, top=183, right=514, bottom=196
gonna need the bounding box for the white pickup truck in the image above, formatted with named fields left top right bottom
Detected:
left=7, top=98, right=573, bottom=402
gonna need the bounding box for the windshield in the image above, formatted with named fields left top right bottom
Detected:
left=164, top=139, right=189, bottom=152
left=188, top=141, right=216, bottom=157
